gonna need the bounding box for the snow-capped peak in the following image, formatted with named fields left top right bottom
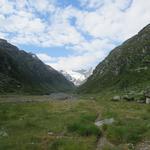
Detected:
left=60, top=68, right=93, bottom=86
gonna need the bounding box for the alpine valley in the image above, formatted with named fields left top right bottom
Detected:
left=0, top=20, right=150, bottom=150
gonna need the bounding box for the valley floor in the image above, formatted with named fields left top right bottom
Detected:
left=0, top=94, right=150, bottom=150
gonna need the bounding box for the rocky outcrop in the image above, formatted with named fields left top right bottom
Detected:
left=111, top=88, right=150, bottom=104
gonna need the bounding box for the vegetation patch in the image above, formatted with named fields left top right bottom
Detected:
left=67, top=121, right=100, bottom=136
left=106, top=119, right=149, bottom=145
left=0, top=94, right=150, bottom=149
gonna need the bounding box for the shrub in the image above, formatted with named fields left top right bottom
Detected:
left=106, top=122, right=147, bottom=144
left=79, top=113, right=97, bottom=122
left=67, top=121, right=101, bottom=136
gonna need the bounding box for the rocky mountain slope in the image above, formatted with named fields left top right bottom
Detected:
left=60, top=68, right=93, bottom=86
left=0, top=39, right=74, bottom=94
left=79, top=24, right=150, bottom=93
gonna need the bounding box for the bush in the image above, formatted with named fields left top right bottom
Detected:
left=79, top=113, right=97, bottom=122
left=67, top=121, right=101, bottom=136
left=106, top=121, right=148, bottom=144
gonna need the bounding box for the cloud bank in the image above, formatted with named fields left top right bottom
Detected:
left=0, top=0, right=150, bottom=71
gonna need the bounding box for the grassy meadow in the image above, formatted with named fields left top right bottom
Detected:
left=0, top=94, right=150, bottom=150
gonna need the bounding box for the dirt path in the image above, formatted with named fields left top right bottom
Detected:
left=96, top=136, right=113, bottom=150
left=95, top=113, right=114, bottom=150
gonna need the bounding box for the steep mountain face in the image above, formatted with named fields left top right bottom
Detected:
left=79, top=24, right=150, bottom=93
left=60, top=68, right=93, bottom=86
left=0, top=39, right=74, bottom=94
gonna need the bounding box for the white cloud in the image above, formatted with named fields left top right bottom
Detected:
left=28, top=0, right=55, bottom=12
left=36, top=40, right=114, bottom=71
left=36, top=53, right=57, bottom=62
left=78, top=0, right=133, bottom=10
left=76, top=0, right=150, bottom=41
left=79, top=0, right=104, bottom=9
left=0, top=0, right=150, bottom=71
left=44, top=53, right=100, bottom=71
left=0, top=0, right=14, bottom=14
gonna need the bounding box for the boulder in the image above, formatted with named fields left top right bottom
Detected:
left=112, top=96, right=121, bottom=101
left=144, top=89, right=150, bottom=104
left=146, top=98, right=150, bottom=104
left=0, top=129, right=8, bottom=137
left=48, top=131, right=54, bottom=135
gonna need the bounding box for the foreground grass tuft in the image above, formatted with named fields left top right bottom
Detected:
left=67, top=121, right=100, bottom=136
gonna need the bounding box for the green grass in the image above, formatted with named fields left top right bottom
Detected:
left=95, top=94, right=150, bottom=148
left=67, top=121, right=100, bottom=136
left=0, top=94, right=150, bottom=149
left=0, top=96, right=99, bottom=150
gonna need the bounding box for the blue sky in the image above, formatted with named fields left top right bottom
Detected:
left=0, top=0, right=150, bottom=71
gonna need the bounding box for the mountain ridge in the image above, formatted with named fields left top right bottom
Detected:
left=79, top=24, right=150, bottom=93
left=0, top=39, right=74, bottom=94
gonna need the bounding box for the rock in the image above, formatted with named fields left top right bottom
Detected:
left=146, top=98, right=150, bottom=104
left=122, top=95, right=134, bottom=101
left=48, top=131, right=54, bottom=135
left=127, top=143, right=135, bottom=150
left=0, top=129, right=8, bottom=137
left=95, top=118, right=114, bottom=127
left=144, top=89, right=150, bottom=104
left=90, top=97, right=96, bottom=100
left=112, top=96, right=121, bottom=101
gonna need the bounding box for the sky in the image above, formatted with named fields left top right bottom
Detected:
left=0, top=0, right=150, bottom=71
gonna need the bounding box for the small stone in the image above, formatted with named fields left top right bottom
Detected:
left=95, top=118, right=114, bottom=127
left=112, top=96, right=121, bottom=101
left=48, top=131, right=54, bottom=135
left=90, top=97, right=96, bottom=100
left=0, top=130, right=8, bottom=137
left=127, top=143, right=134, bottom=150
